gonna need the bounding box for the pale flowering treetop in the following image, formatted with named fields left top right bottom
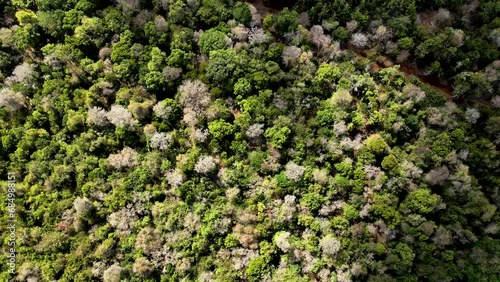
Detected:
left=194, top=155, right=217, bottom=174
left=285, top=161, right=305, bottom=182
left=0, top=88, right=25, bottom=112
left=282, top=46, right=302, bottom=66
left=246, top=123, right=264, bottom=139
left=153, top=100, right=174, bottom=120
left=107, top=147, right=139, bottom=170
left=192, top=128, right=209, bottom=143
left=87, top=106, right=110, bottom=127
left=103, top=263, right=122, bottom=282
left=154, top=15, right=168, bottom=32
left=178, top=79, right=211, bottom=126
left=178, top=79, right=211, bottom=113
left=106, top=104, right=137, bottom=128
left=465, top=107, right=480, bottom=124
left=274, top=231, right=291, bottom=252
left=248, top=27, right=269, bottom=45
left=231, top=25, right=249, bottom=41
left=351, top=32, right=368, bottom=49
left=149, top=132, right=172, bottom=151
left=492, top=96, right=500, bottom=108
left=73, top=197, right=92, bottom=215
left=166, top=169, right=184, bottom=188
left=5, top=62, right=37, bottom=87
left=319, top=234, right=341, bottom=256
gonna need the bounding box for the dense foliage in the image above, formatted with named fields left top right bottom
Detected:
left=0, top=0, right=499, bottom=281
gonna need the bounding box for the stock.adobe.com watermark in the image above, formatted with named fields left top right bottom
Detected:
left=6, top=172, right=17, bottom=277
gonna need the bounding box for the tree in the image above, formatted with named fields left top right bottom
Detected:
left=87, top=107, right=109, bottom=127
left=232, top=2, right=252, bottom=25
left=381, top=154, right=398, bottom=171
left=135, top=227, right=163, bottom=254
left=206, top=48, right=247, bottom=85
left=153, top=98, right=180, bottom=122
left=284, top=161, right=305, bottom=182
left=106, top=104, right=136, bottom=128
left=194, top=155, right=217, bottom=174
left=363, top=134, right=388, bottom=155
left=351, top=32, right=368, bottom=48
left=103, top=263, right=122, bottom=282
left=73, top=17, right=105, bottom=47
left=330, top=90, right=353, bottom=109
left=313, top=63, right=341, bottom=89
left=107, top=147, right=139, bottom=170
left=149, top=132, right=172, bottom=150
left=453, top=72, right=493, bottom=99
left=16, top=10, right=37, bottom=27
left=333, top=26, right=350, bottom=42
left=464, top=108, right=480, bottom=124
left=248, top=27, right=270, bottom=45
left=208, top=119, right=235, bottom=140
left=178, top=79, right=211, bottom=114
left=0, top=88, right=25, bottom=111
left=234, top=78, right=252, bottom=97
left=13, top=24, right=40, bottom=51
left=132, top=257, right=154, bottom=278
left=246, top=123, right=265, bottom=139
left=198, top=29, right=228, bottom=55
left=66, top=110, right=85, bottom=131
left=402, top=189, right=439, bottom=214
left=282, top=46, right=302, bottom=66
left=143, top=71, right=166, bottom=92
left=273, top=231, right=291, bottom=252
left=274, top=8, right=299, bottom=34
left=111, top=30, right=134, bottom=63
left=319, top=234, right=341, bottom=256
left=73, top=197, right=92, bottom=215
left=265, top=125, right=291, bottom=149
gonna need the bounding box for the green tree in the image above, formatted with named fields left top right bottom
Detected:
left=232, top=2, right=252, bottom=25
left=246, top=255, right=271, bottom=282
left=234, top=77, right=252, bottom=97
left=208, top=119, right=235, bottom=140
left=363, top=134, right=389, bottom=155
left=198, top=29, right=227, bottom=55
left=265, top=125, right=291, bottom=149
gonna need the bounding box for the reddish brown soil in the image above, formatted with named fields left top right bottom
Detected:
left=348, top=45, right=454, bottom=99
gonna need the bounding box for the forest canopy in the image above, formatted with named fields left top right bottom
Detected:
left=0, top=0, right=499, bottom=281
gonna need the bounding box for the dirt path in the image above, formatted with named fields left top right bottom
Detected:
left=244, top=0, right=283, bottom=16
left=347, top=45, right=454, bottom=99
left=244, top=0, right=297, bottom=16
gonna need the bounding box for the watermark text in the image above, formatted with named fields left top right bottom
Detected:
left=6, top=172, right=16, bottom=276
